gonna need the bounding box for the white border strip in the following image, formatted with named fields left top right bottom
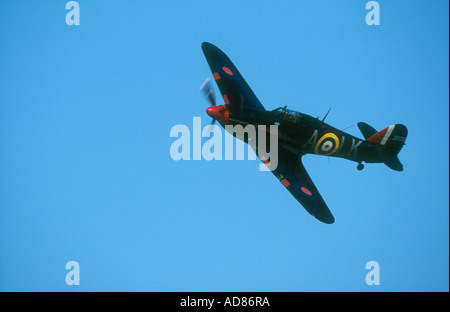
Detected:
left=380, top=125, right=395, bottom=145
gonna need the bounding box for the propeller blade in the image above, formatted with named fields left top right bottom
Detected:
left=200, top=78, right=216, bottom=106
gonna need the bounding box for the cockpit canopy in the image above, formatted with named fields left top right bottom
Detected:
left=273, top=106, right=303, bottom=122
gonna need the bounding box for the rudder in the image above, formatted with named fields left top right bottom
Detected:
left=366, top=124, right=408, bottom=171
left=367, top=124, right=408, bottom=155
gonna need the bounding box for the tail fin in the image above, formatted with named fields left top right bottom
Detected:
left=367, top=124, right=408, bottom=155
left=360, top=123, right=408, bottom=171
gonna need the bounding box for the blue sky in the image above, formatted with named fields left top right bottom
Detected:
left=0, top=0, right=448, bottom=291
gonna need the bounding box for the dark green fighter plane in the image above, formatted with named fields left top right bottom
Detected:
left=200, top=42, right=408, bottom=224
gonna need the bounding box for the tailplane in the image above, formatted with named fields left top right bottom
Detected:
left=357, top=122, right=377, bottom=140
left=359, top=123, right=408, bottom=171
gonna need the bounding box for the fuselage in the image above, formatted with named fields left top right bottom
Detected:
left=221, top=106, right=383, bottom=165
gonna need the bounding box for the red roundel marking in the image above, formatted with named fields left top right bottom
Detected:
left=301, top=187, right=312, bottom=196
left=222, top=66, right=233, bottom=76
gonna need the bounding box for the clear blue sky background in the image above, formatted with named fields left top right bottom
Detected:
left=0, top=1, right=448, bottom=291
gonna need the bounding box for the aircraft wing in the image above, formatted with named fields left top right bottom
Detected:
left=264, top=145, right=335, bottom=224
left=201, top=42, right=265, bottom=112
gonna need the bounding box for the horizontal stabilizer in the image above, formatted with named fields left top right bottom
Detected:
left=376, top=148, right=404, bottom=171
left=358, top=122, right=378, bottom=140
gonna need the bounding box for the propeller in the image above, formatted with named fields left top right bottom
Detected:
left=200, top=78, right=217, bottom=125
left=200, top=78, right=216, bottom=107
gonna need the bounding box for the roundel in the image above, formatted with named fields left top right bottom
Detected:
left=215, top=62, right=238, bottom=81
left=222, top=66, right=233, bottom=76
left=293, top=182, right=316, bottom=200
left=314, top=133, right=340, bottom=156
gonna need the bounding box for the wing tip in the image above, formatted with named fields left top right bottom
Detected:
left=201, top=42, right=219, bottom=52
left=314, top=214, right=335, bottom=224
left=304, top=204, right=335, bottom=224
